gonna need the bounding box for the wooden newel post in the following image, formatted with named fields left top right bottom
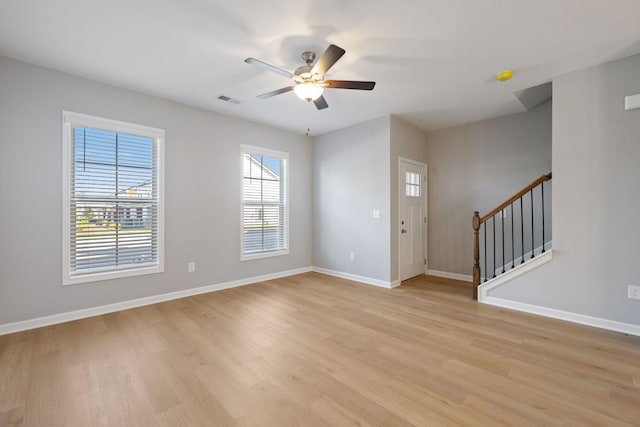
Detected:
left=472, top=211, right=481, bottom=300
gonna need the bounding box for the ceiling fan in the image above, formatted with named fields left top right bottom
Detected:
left=244, top=44, right=375, bottom=110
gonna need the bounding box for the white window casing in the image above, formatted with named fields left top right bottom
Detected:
left=62, top=111, right=164, bottom=285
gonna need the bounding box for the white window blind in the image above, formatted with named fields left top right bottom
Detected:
left=63, top=112, right=164, bottom=284
left=241, top=145, right=289, bottom=260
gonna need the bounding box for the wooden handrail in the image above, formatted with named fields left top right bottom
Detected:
left=472, top=172, right=552, bottom=300
left=480, top=173, right=552, bottom=223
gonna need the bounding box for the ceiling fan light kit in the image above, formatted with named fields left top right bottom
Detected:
left=245, top=44, right=376, bottom=110
left=294, top=82, right=323, bottom=101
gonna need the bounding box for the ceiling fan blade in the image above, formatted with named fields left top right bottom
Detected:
left=313, top=95, right=329, bottom=110
left=311, top=44, right=346, bottom=75
left=324, top=80, right=376, bottom=90
left=257, top=86, right=294, bottom=99
left=244, top=58, right=293, bottom=78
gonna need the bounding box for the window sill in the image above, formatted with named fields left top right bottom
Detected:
left=241, top=249, right=289, bottom=262
left=62, top=264, right=163, bottom=286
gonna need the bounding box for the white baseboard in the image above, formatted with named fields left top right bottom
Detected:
left=481, top=295, right=640, bottom=337
left=427, top=269, right=473, bottom=282
left=311, top=266, right=394, bottom=289
left=478, top=250, right=553, bottom=298
left=390, top=279, right=402, bottom=288
left=0, top=267, right=313, bottom=336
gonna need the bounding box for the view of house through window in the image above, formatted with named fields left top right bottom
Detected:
left=241, top=145, right=289, bottom=259
left=406, top=171, right=421, bottom=197
left=63, top=112, right=164, bottom=284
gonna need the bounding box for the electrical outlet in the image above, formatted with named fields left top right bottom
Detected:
left=188, top=262, right=196, bottom=273
left=628, top=285, right=640, bottom=300
left=349, top=252, right=355, bottom=261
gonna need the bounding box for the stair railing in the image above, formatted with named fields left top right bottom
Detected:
left=472, top=173, right=552, bottom=299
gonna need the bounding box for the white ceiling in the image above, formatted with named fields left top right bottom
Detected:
left=1, top=0, right=640, bottom=136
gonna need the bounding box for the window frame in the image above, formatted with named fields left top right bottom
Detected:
left=62, top=111, right=165, bottom=285
left=405, top=171, right=421, bottom=198
left=240, top=144, right=289, bottom=261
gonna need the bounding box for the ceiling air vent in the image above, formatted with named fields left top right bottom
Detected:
left=217, top=95, right=241, bottom=104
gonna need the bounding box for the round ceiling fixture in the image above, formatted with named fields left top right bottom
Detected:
left=294, top=82, right=324, bottom=101
left=496, top=70, right=514, bottom=82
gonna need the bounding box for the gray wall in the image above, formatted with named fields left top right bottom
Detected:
left=424, top=101, right=552, bottom=276
left=0, top=56, right=312, bottom=324
left=390, top=116, right=429, bottom=281
left=490, top=54, right=640, bottom=326
left=312, top=117, right=391, bottom=282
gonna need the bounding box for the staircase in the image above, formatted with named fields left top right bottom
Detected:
left=472, top=173, right=552, bottom=299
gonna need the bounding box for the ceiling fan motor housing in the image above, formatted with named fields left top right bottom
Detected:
left=294, top=65, right=313, bottom=78
left=295, top=52, right=322, bottom=84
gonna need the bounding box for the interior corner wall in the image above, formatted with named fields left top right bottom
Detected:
left=312, top=117, right=391, bottom=282
left=0, top=55, right=312, bottom=325
left=389, top=116, right=429, bottom=281
left=489, top=53, right=640, bottom=327
left=425, top=101, right=552, bottom=276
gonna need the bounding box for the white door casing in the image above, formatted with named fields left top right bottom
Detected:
left=399, top=159, right=427, bottom=281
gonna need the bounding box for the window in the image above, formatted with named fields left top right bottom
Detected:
left=405, top=171, right=421, bottom=197
left=62, top=111, right=164, bottom=285
left=241, top=145, right=289, bottom=260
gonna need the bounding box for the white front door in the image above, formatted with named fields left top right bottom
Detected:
left=399, top=160, right=427, bottom=281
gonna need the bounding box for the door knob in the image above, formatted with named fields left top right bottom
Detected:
left=401, top=229, right=407, bottom=233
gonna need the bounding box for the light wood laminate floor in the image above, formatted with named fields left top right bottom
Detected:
left=1, top=273, right=639, bottom=426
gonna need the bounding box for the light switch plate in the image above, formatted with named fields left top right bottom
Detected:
left=373, top=209, right=381, bottom=219
left=629, top=285, right=640, bottom=300
left=624, top=94, right=640, bottom=111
